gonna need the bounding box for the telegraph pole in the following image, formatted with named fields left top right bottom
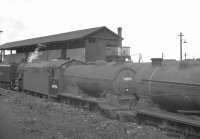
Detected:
left=178, top=32, right=187, bottom=62
left=0, top=30, right=2, bottom=42
left=184, top=52, right=187, bottom=60
left=0, top=30, right=3, bottom=62
left=178, top=32, right=184, bottom=62
left=161, top=52, right=164, bottom=59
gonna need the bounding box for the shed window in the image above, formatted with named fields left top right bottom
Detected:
left=107, top=44, right=117, bottom=47
left=88, top=38, right=96, bottom=43
left=51, top=69, right=55, bottom=77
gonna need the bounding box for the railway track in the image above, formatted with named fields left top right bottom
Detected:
left=2, top=88, right=200, bottom=138
left=57, top=93, right=200, bottom=138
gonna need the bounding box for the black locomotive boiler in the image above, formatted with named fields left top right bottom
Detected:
left=133, top=60, right=200, bottom=113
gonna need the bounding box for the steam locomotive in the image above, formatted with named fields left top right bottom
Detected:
left=0, top=60, right=137, bottom=108
left=1, top=58, right=200, bottom=114
left=133, top=59, right=200, bottom=113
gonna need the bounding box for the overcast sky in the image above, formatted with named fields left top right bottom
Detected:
left=0, top=0, right=200, bottom=61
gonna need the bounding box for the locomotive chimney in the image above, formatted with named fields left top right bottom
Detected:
left=117, top=27, right=122, bottom=48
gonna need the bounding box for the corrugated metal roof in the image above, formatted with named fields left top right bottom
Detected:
left=0, top=26, right=118, bottom=49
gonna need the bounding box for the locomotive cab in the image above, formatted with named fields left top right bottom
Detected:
left=19, top=59, right=85, bottom=97
left=20, top=60, right=67, bottom=97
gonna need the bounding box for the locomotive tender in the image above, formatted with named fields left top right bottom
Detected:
left=0, top=63, right=18, bottom=88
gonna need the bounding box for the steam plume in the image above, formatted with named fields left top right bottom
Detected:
left=27, top=44, right=46, bottom=62
left=27, top=47, right=41, bottom=62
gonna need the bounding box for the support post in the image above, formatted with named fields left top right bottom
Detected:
left=178, top=32, right=184, bottom=62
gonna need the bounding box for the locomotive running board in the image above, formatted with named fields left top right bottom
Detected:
left=177, top=110, right=200, bottom=114
left=59, top=93, right=131, bottom=111
left=136, top=108, right=200, bottom=137
left=142, top=79, right=200, bottom=87
left=58, top=93, right=137, bottom=121
left=137, top=109, right=200, bottom=128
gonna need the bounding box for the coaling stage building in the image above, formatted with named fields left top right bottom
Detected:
left=0, top=26, right=131, bottom=63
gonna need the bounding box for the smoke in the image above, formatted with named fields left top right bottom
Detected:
left=27, top=44, right=46, bottom=62
left=27, top=47, right=42, bottom=62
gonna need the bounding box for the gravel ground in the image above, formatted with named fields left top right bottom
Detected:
left=0, top=89, right=179, bottom=139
